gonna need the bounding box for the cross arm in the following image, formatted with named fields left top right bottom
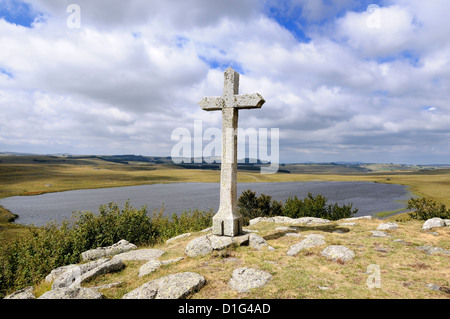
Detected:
left=198, top=96, right=224, bottom=111
left=234, top=93, right=265, bottom=110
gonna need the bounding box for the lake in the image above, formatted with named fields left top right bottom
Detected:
left=0, top=181, right=411, bottom=226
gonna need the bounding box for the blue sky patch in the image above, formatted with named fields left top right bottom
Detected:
left=0, top=67, right=14, bottom=79
left=0, top=0, right=38, bottom=27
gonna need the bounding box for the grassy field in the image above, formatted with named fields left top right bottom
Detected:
left=1, top=155, right=449, bottom=239
left=33, top=216, right=450, bottom=299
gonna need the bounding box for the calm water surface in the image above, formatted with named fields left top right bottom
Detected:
left=0, top=181, right=411, bottom=226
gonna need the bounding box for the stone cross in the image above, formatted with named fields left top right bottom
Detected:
left=199, top=67, right=265, bottom=236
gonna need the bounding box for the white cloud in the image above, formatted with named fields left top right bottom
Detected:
left=0, top=0, right=449, bottom=163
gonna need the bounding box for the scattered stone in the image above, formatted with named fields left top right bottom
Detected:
left=284, top=233, right=303, bottom=237
left=161, top=257, right=184, bottom=265
left=332, top=229, right=347, bottom=234
left=339, top=222, right=357, bottom=226
left=112, top=248, right=165, bottom=261
left=321, top=245, right=355, bottom=262
left=444, top=219, right=450, bottom=226
left=318, top=286, right=331, bottom=290
left=417, top=246, right=450, bottom=255
left=287, top=236, right=326, bottom=256
left=45, top=264, right=79, bottom=283
left=209, top=235, right=234, bottom=250
left=166, top=233, right=192, bottom=244
left=249, top=233, right=271, bottom=250
left=370, top=230, right=391, bottom=238
left=249, top=216, right=330, bottom=225
left=422, top=218, right=446, bottom=230
left=377, top=222, right=398, bottom=230
left=81, top=239, right=137, bottom=261
left=139, top=260, right=162, bottom=277
left=425, top=284, right=442, bottom=292
left=38, top=287, right=104, bottom=299
left=51, top=258, right=125, bottom=289
left=228, top=267, right=272, bottom=293
left=123, top=272, right=206, bottom=299
left=341, top=216, right=373, bottom=221
left=231, top=233, right=250, bottom=246
left=4, top=286, right=35, bottom=299
left=185, top=236, right=213, bottom=257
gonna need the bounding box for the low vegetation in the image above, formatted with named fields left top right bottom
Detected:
left=407, top=197, right=450, bottom=220
left=238, top=190, right=357, bottom=224
left=0, top=202, right=213, bottom=298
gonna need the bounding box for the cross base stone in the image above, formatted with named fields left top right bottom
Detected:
left=212, top=215, right=243, bottom=237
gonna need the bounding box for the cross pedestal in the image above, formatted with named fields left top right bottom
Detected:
left=199, top=67, right=265, bottom=236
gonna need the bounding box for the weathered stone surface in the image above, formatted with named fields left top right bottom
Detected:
left=249, top=216, right=330, bottom=225
left=341, top=216, right=373, bottom=221
left=377, top=222, right=399, bottom=230
left=45, top=264, right=78, bottom=283
left=370, top=230, right=391, bottom=238
left=422, top=218, right=446, bottom=230
left=339, top=222, right=357, bottom=226
left=112, top=248, right=165, bottom=261
left=38, top=287, right=104, bottom=299
left=185, top=235, right=213, bottom=257
left=51, top=258, right=125, bottom=289
left=139, top=260, right=162, bottom=277
left=287, top=236, right=326, bottom=256
left=185, top=233, right=249, bottom=257
left=166, top=233, right=192, bottom=244
left=209, top=235, right=234, bottom=250
left=81, top=239, right=137, bottom=261
left=321, top=245, right=355, bottom=262
left=228, top=267, right=272, bottom=293
left=417, top=246, right=450, bottom=255
left=123, top=272, right=206, bottom=299
left=249, top=233, right=270, bottom=250
left=51, top=258, right=110, bottom=289
left=4, top=286, right=35, bottom=299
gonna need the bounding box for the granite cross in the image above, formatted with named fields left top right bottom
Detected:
left=199, top=67, right=265, bottom=236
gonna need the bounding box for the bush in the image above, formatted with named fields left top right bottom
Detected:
left=407, top=197, right=450, bottom=220
left=238, top=190, right=357, bottom=222
left=282, top=193, right=357, bottom=220
left=0, top=201, right=212, bottom=298
left=238, top=190, right=282, bottom=224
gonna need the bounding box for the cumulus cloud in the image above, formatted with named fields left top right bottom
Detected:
left=0, top=0, right=449, bottom=163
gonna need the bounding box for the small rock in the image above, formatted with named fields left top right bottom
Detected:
left=91, top=281, right=124, bottom=290
left=422, top=218, right=446, bottom=230
left=38, top=287, right=104, bottom=299
left=339, top=222, right=357, bottom=226
left=209, top=235, right=234, bottom=250
left=341, top=216, right=373, bottom=221
left=4, top=286, right=35, bottom=299
left=228, top=267, right=272, bottom=293
left=81, top=239, right=137, bottom=261
left=284, top=233, right=303, bottom=237
left=321, top=245, right=355, bottom=262
left=123, top=272, right=206, bottom=299
left=370, top=230, right=391, bottom=238
left=185, top=236, right=213, bottom=257
left=425, top=284, right=442, bottom=292
left=139, top=260, right=162, bottom=277
left=275, top=226, right=298, bottom=232
left=249, top=233, right=269, bottom=250
left=377, top=222, right=398, bottom=230
left=417, top=246, right=450, bottom=255
left=287, top=236, right=326, bottom=256
left=112, top=248, right=165, bottom=261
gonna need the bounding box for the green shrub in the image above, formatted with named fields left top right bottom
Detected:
left=407, top=197, right=450, bottom=220
left=238, top=190, right=282, bottom=224
left=0, top=201, right=212, bottom=298
left=282, top=193, right=357, bottom=220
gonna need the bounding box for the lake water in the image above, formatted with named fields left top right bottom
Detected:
left=0, top=181, right=411, bottom=226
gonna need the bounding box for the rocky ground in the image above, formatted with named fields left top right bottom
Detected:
left=5, top=215, right=450, bottom=299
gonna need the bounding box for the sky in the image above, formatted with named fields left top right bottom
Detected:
left=0, top=0, right=449, bottom=164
